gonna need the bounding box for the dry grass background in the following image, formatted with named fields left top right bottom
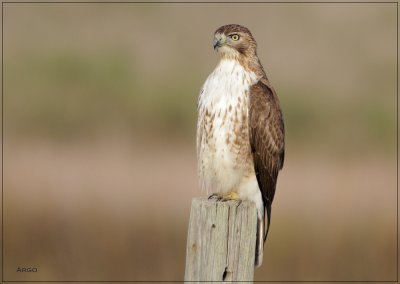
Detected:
left=1, top=2, right=397, bottom=282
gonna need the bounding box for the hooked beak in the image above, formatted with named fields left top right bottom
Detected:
left=213, top=38, right=220, bottom=50
left=213, top=34, right=225, bottom=50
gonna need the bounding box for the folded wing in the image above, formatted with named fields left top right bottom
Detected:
left=249, top=79, right=285, bottom=241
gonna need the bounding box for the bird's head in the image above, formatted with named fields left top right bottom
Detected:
left=213, top=24, right=257, bottom=59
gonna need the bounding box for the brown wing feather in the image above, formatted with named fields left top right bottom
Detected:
left=249, top=79, right=285, bottom=242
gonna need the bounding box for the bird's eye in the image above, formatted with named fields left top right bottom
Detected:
left=230, top=34, right=240, bottom=41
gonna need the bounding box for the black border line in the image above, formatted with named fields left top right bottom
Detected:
left=396, top=1, right=399, bottom=283
left=1, top=1, right=399, bottom=3
left=1, top=1, right=398, bottom=283
left=1, top=1, right=3, bottom=283
left=1, top=281, right=398, bottom=283
left=3, top=280, right=397, bottom=283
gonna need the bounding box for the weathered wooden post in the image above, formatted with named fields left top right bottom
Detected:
left=184, top=197, right=258, bottom=282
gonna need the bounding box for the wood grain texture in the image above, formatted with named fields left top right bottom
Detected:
left=184, top=197, right=257, bottom=282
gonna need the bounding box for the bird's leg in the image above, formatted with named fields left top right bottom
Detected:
left=220, top=191, right=239, bottom=201
left=209, top=192, right=240, bottom=203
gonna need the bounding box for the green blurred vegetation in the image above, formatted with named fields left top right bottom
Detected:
left=6, top=49, right=198, bottom=140
left=6, top=46, right=396, bottom=154
left=281, top=89, right=396, bottom=155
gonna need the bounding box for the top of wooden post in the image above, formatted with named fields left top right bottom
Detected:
left=185, top=197, right=258, bottom=282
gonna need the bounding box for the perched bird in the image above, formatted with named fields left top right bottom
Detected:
left=196, top=24, right=285, bottom=267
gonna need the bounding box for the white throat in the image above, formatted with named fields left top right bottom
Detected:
left=200, top=59, right=258, bottom=104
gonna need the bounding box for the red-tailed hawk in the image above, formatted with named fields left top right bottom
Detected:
left=197, top=24, right=285, bottom=267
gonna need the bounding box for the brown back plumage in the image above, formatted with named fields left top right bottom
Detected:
left=249, top=81, right=285, bottom=241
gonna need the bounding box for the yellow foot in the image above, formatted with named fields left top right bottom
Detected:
left=208, top=192, right=240, bottom=202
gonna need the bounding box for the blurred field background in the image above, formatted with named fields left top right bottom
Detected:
left=1, top=2, right=397, bottom=282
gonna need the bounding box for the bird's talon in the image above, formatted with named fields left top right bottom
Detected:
left=208, top=194, right=220, bottom=200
